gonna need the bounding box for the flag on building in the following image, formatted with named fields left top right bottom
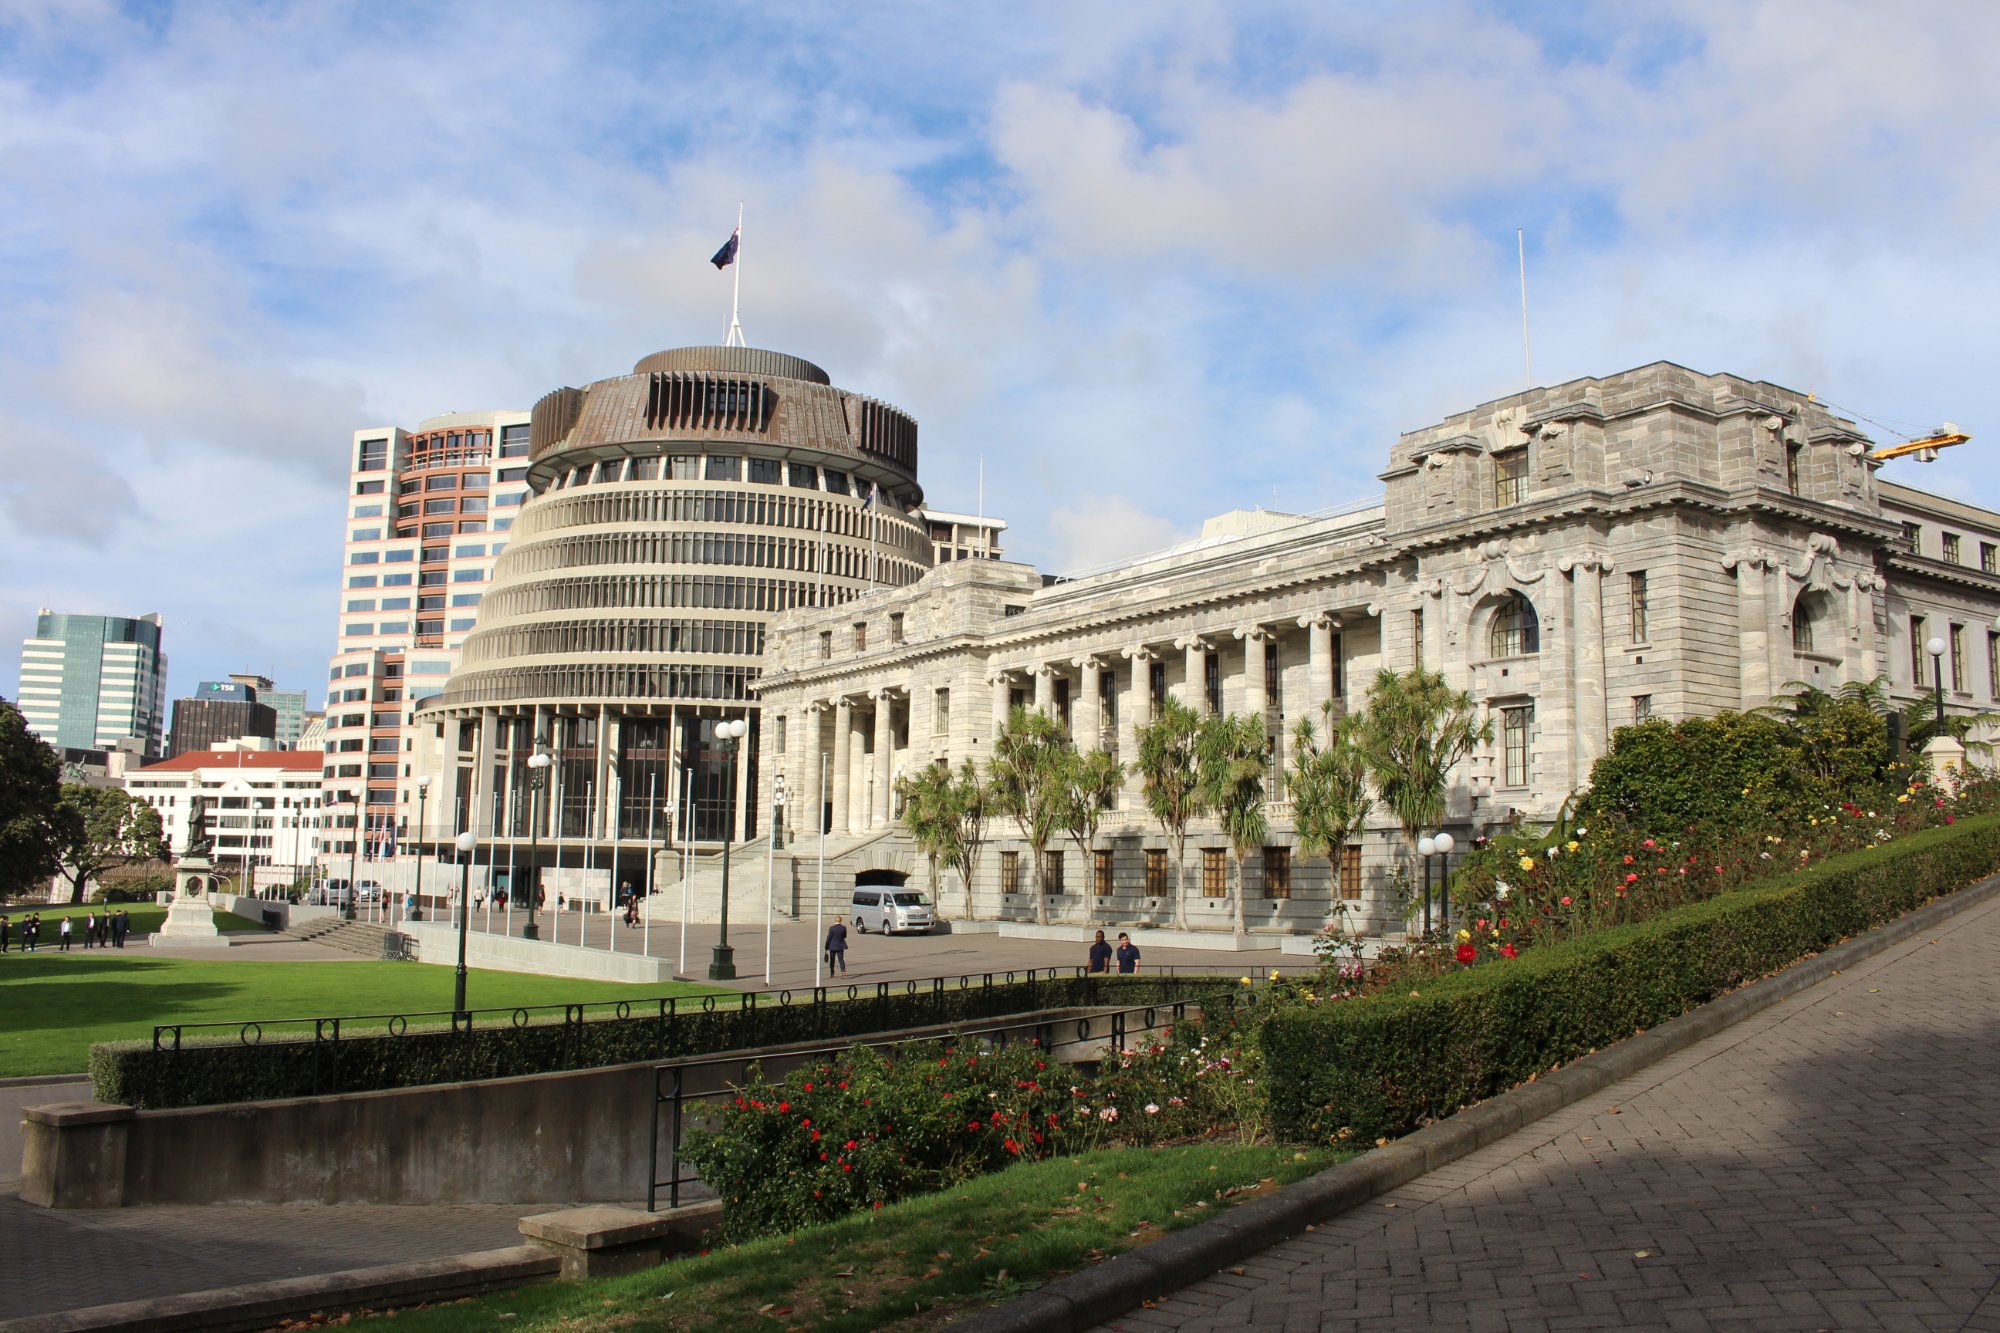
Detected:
left=862, top=481, right=877, bottom=510
left=710, top=228, right=739, bottom=269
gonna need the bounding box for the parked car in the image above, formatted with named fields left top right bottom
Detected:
left=851, top=888, right=937, bottom=934
left=356, top=881, right=383, bottom=903
left=315, top=881, right=355, bottom=907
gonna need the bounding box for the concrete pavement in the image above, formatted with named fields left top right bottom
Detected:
left=1093, top=887, right=2000, bottom=1332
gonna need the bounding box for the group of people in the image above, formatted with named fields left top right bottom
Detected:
left=0, top=909, right=132, bottom=953
left=618, top=882, right=644, bottom=928
left=1086, top=930, right=1143, bottom=974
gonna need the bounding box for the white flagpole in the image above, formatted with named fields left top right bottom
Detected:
left=764, top=772, right=776, bottom=986
left=643, top=770, right=658, bottom=959
left=678, top=759, right=691, bottom=976
left=977, top=455, right=985, bottom=557
left=725, top=201, right=745, bottom=348
left=815, top=750, right=828, bottom=989
left=1518, top=227, right=1533, bottom=390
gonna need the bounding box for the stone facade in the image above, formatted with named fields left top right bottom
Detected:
left=755, top=361, right=2000, bottom=937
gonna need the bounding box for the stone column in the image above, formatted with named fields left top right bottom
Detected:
left=990, top=672, right=1012, bottom=736
left=1237, top=627, right=1270, bottom=721
left=1851, top=573, right=1883, bottom=683
left=1177, top=636, right=1212, bottom=712
left=1034, top=664, right=1056, bottom=717
left=832, top=698, right=854, bottom=836
left=470, top=711, right=499, bottom=843
left=1725, top=551, right=1775, bottom=708
left=1121, top=646, right=1157, bottom=804
left=734, top=712, right=752, bottom=844
left=873, top=690, right=895, bottom=829
left=1564, top=554, right=1610, bottom=779
left=1077, top=657, right=1104, bottom=751
left=595, top=704, right=614, bottom=842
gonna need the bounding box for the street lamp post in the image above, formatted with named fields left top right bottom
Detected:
left=1417, top=831, right=1455, bottom=936
left=453, top=829, right=477, bottom=1023
left=1926, top=635, right=1947, bottom=738
left=524, top=738, right=552, bottom=940
left=344, top=799, right=361, bottom=921
left=412, top=775, right=432, bottom=923
left=708, top=717, right=747, bottom=981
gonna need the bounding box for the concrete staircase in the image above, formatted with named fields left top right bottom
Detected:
left=278, top=917, right=400, bottom=959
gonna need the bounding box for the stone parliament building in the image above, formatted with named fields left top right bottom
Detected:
left=419, top=346, right=2000, bottom=941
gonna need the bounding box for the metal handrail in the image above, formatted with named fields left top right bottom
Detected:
left=645, top=996, right=1216, bottom=1211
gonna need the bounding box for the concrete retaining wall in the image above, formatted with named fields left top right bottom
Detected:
left=21, top=1005, right=1191, bottom=1208
left=397, top=921, right=677, bottom=983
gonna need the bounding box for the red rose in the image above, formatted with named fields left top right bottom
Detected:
left=1455, top=943, right=1477, bottom=965
left=1501, top=943, right=1518, bottom=959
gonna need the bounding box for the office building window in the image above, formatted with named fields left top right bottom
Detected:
left=1202, top=848, right=1227, bottom=897
left=358, top=437, right=388, bottom=471
left=1629, top=572, right=1649, bottom=642
left=1263, top=846, right=1291, bottom=899
left=1944, top=533, right=1963, bottom=564
left=1502, top=705, right=1533, bottom=786
left=1633, top=694, right=1653, bottom=723
left=1145, top=848, right=1168, bottom=896
left=1093, top=849, right=1113, bottom=896
left=1494, top=448, right=1527, bottom=507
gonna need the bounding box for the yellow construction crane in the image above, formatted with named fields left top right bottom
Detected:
left=1869, top=422, right=1972, bottom=463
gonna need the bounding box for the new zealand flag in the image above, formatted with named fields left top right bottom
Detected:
left=710, top=229, right=739, bottom=269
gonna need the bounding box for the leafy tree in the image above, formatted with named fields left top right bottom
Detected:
left=896, top=761, right=956, bottom=903
left=1584, top=711, right=1813, bottom=832
left=1289, top=701, right=1374, bottom=900
left=1357, top=669, right=1492, bottom=924
left=52, top=784, right=169, bottom=904
left=986, top=707, right=1074, bottom=925
left=1198, top=711, right=1269, bottom=935
left=1135, top=696, right=1204, bottom=927
left=943, top=759, right=992, bottom=921
left=0, top=699, right=63, bottom=902
left=1054, top=746, right=1125, bottom=886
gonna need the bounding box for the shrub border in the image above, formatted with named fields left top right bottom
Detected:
left=954, top=852, right=2000, bottom=1333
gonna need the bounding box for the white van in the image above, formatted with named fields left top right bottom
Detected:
left=852, top=888, right=937, bottom=935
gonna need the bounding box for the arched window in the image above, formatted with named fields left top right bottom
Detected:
left=1792, top=591, right=1825, bottom=653
left=1489, top=592, right=1540, bottom=657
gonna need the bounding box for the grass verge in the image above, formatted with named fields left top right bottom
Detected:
left=0, top=903, right=266, bottom=936
left=0, top=955, right=728, bottom=1077
left=355, top=1141, right=1345, bottom=1333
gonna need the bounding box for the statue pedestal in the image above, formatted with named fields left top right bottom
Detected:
left=151, top=855, right=235, bottom=949
left=1925, top=734, right=1968, bottom=797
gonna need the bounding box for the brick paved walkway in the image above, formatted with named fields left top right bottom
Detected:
left=1099, top=892, right=2000, bottom=1333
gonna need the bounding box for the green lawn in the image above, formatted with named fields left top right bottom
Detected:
left=356, top=1141, right=1346, bottom=1333
left=0, top=902, right=264, bottom=937
left=0, top=954, right=727, bottom=1077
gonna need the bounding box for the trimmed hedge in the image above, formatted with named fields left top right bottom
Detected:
left=90, top=974, right=1233, bottom=1110
left=1262, top=813, right=2000, bottom=1143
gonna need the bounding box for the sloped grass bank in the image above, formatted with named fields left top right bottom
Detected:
left=356, top=1141, right=1345, bottom=1333
left=1264, top=811, right=2000, bottom=1143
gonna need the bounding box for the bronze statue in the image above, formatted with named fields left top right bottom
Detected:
left=182, top=795, right=214, bottom=859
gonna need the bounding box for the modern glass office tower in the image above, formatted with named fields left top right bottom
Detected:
left=17, top=610, right=167, bottom=759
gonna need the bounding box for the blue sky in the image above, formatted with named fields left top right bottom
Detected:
left=4, top=0, right=1999, bottom=710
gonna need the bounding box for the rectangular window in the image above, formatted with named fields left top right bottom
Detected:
left=1902, top=522, right=1922, bottom=553
left=1944, top=533, right=1963, bottom=564
left=1339, top=844, right=1363, bottom=900
left=1263, top=641, right=1280, bottom=715
left=1149, top=662, right=1167, bottom=717
left=454, top=543, right=485, bottom=558
left=1911, top=616, right=1927, bottom=686
left=1984, top=543, right=1998, bottom=575
left=421, top=522, right=453, bottom=538
left=382, top=572, right=413, bottom=586
left=351, top=504, right=384, bottom=519
left=934, top=687, right=950, bottom=737
left=460, top=472, right=489, bottom=490
left=449, top=617, right=476, bottom=632
left=423, top=498, right=455, bottom=515
left=499, top=424, right=530, bottom=458
left=818, top=630, right=832, bottom=660
left=1043, top=849, right=1064, bottom=895
left=358, top=437, right=388, bottom=472
left=1202, top=848, right=1227, bottom=897
left=1493, top=448, right=1528, bottom=507
left=1989, top=631, right=1999, bottom=700
left=1204, top=652, right=1221, bottom=713
left=788, top=463, right=819, bottom=489
left=889, top=612, right=904, bottom=644
left=459, top=495, right=488, bottom=514
left=452, top=569, right=484, bottom=582
left=344, top=622, right=373, bottom=637
left=1633, top=694, right=1653, bottom=723
left=1093, top=849, right=1113, bottom=896
left=498, top=466, right=529, bottom=483
left=1502, top=705, right=1533, bottom=786
left=1629, top=572, right=1649, bottom=642
left=1263, top=846, right=1291, bottom=899
left=704, top=455, right=741, bottom=482
left=1000, top=850, right=1020, bottom=895
left=382, top=597, right=412, bottom=610
left=345, top=598, right=376, bottom=612
left=824, top=469, right=850, bottom=496
left=355, top=479, right=386, bottom=495
left=853, top=622, right=866, bottom=652
left=1144, top=848, right=1167, bottom=896
left=349, top=550, right=379, bottom=565
left=424, top=474, right=456, bottom=492
left=747, top=458, right=781, bottom=484
left=1952, top=623, right=1966, bottom=692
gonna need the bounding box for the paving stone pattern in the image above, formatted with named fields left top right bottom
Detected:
left=1099, top=894, right=2000, bottom=1333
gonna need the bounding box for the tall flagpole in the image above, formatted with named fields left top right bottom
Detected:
left=725, top=202, right=745, bottom=348
left=815, top=750, right=828, bottom=990
left=678, top=758, right=692, bottom=976
left=643, top=771, right=658, bottom=959
left=1518, top=227, right=1533, bottom=390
